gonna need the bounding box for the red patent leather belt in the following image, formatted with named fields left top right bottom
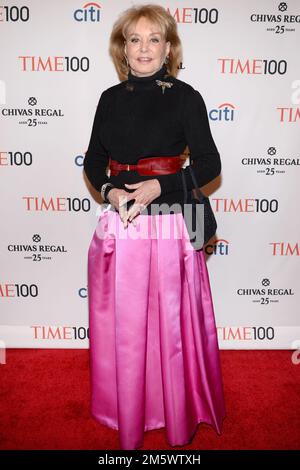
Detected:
left=109, top=155, right=185, bottom=176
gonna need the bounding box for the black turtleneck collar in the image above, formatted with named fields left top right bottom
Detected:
left=127, top=63, right=169, bottom=84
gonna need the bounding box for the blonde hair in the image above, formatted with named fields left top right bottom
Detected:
left=109, top=3, right=182, bottom=81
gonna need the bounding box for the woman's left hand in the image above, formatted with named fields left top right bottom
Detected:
left=124, top=179, right=161, bottom=223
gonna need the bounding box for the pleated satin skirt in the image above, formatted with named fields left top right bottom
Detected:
left=87, top=205, right=226, bottom=450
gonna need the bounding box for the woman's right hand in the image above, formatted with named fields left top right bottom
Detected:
left=107, top=188, right=137, bottom=228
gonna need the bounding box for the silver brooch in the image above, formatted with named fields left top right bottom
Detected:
left=155, top=80, right=173, bottom=94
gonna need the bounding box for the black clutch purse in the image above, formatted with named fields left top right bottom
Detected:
left=180, top=165, right=217, bottom=250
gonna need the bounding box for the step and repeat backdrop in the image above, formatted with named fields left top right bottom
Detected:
left=0, top=0, right=299, bottom=349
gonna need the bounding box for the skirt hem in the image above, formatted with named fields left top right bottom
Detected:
left=91, top=412, right=227, bottom=448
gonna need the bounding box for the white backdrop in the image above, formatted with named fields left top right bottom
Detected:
left=0, top=0, right=299, bottom=349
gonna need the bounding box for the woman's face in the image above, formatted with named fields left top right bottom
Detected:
left=124, top=16, right=170, bottom=77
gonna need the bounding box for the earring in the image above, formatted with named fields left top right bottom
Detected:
left=164, top=55, right=169, bottom=64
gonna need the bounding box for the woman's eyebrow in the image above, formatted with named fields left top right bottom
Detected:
left=128, top=32, right=162, bottom=37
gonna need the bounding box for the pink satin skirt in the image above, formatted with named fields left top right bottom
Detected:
left=87, top=207, right=226, bottom=450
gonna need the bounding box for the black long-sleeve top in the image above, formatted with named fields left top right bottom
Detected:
left=83, top=63, right=221, bottom=209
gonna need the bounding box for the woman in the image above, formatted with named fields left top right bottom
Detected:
left=84, top=3, right=226, bottom=450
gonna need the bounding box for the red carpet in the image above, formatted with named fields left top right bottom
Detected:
left=0, top=349, right=299, bottom=450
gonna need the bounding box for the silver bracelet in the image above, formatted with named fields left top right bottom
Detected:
left=100, top=182, right=114, bottom=202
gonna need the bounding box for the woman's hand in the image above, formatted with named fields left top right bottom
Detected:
left=107, top=179, right=161, bottom=228
left=124, top=179, right=161, bottom=223
left=106, top=188, right=136, bottom=228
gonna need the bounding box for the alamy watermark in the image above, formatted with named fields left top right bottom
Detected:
left=95, top=201, right=205, bottom=250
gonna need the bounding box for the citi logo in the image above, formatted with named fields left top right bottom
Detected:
left=205, top=238, right=229, bottom=256
left=74, top=2, right=101, bottom=22
left=209, top=103, right=235, bottom=122
left=78, top=288, right=87, bottom=298
left=75, top=153, right=85, bottom=166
